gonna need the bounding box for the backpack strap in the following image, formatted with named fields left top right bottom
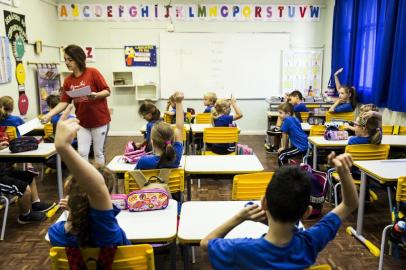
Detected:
left=128, top=170, right=149, bottom=188
left=157, top=169, right=171, bottom=184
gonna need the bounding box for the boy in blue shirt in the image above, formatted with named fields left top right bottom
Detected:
left=277, top=102, right=308, bottom=166
left=288, top=90, right=309, bottom=113
left=201, top=152, right=358, bottom=270
left=203, top=92, right=217, bottom=113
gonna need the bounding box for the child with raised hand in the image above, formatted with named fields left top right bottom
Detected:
left=48, top=105, right=130, bottom=247
left=203, top=92, right=217, bottom=113
left=329, top=68, right=357, bottom=113
left=277, top=102, right=308, bottom=166
left=165, top=94, right=177, bottom=124
left=201, top=152, right=358, bottom=270
left=135, top=91, right=184, bottom=170
left=138, top=101, right=161, bottom=152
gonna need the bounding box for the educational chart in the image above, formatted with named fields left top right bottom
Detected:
left=125, top=45, right=157, bottom=67
left=0, top=36, right=12, bottom=84
left=36, top=65, right=61, bottom=114
left=160, top=32, right=290, bottom=99
left=281, top=50, right=323, bottom=95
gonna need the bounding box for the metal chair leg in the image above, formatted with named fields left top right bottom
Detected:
left=334, top=182, right=341, bottom=207
left=191, top=246, right=196, bottom=264
left=386, top=186, right=393, bottom=217
left=379, top=225, right=393, bottom=270
left=1, top=195, right=10, bottom=241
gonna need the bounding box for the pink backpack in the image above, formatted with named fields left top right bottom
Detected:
left=237, top=144, right=254, bottom=155
left=127, top=188, right=169, bottom=212
left=123, top=141, right=149, bottom=164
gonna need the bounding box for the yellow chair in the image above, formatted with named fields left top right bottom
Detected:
left=232, top=172, right=274, bottom=200
left=382, top=125, right=393, bottom=135
left=124, top=169, right=184, bottom=195
left=378, top=176, right=406, bottom=270
left=43, top=123, right=54, bottom=139
left=308, top=265, right=332, bottom=270
left=300, top=112, right=310, bottom=123
left=309, top=125, right=326, bottom=136
left=0, top=126, right=17, bottom=140
left=163, top=113, right=173, bottom=124
left=195, top=113, right=212, bottom=124
left=49, top=244, right=155, bottom=270
left=202, top=127, right=239, bottom=155
left=398, top=126, right=406, bottom=135
left=325, top=111, right=355, bottom=122
left=331, top=144, right=390, bottom=206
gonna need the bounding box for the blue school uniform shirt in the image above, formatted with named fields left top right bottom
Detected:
left=214, top=114, right=233, bottom=127
left=280, top=116, right=308, bottom=152
left=48, top=205, right=131, bottom=247
left=144, top=120, right=157, bottom=143
left=135, top=141, right=183, bottom=170
left=208, top=212, right=341, bottom=270
left=51, top=113, right=75, bottom=124
left=0, top=115, right=24, bottom=136
left=204, top=105, right=213, bottom=113
left=334, top=103, right=353, bottom=113
left=293, top=103, right=309, bottom=112
left=348, top=136, right=371, bottom=145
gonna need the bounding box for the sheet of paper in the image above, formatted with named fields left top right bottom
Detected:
left=66, top=85, right=91, bottom=98
left=17, top=117, right=43, bottom=136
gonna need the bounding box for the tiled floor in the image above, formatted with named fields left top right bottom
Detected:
left=0, top=135, right=404, bottom=269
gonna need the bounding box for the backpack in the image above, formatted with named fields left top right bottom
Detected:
left=9, top=136, right=39, bottom=153
left=236, top=144, right=254, bottom=155
left=122, top=141, right=149, bottom=164
left=307, top=116, right=325, bottom=125
left=324, top=125, right=349, bottom=141
left=65, top=246, right=117, bottom=270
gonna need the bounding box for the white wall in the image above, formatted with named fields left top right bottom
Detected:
left=0, top=0, right=60, bottom=120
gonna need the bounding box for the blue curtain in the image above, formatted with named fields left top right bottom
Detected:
left=329, top=0, right=406, bottom=112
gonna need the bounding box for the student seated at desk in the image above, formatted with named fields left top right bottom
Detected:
left=288, top=90, right=309, bottom=113
left=48, top=105, right=130, bottom=247
left=344, top=104, right=381, bottom=134
left=165, top=94, right=177, bottom=124
left=201, top=152, right=358, bottom=270
left=277, top=103, right=308, bottom=166
left=329, top=68, right=356, bottom=113
left=135, top=91, right=184, bottom=170
left=0, top=96, right=24, bottom=136
left=209, top=96, right=243, bottom=155
left=348, top=114, right=381, bottom=145
left=0, top=142, right=55, bottom=223
left=203, top=92, right=217, bottom=113
left=138, top=101, right=161, bottom=152
left=46, top=93, right=75, bottom=125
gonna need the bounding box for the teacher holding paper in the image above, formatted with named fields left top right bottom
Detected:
left=42, top=45, right=111, bottom=164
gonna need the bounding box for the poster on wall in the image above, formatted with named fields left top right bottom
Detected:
left=36, top=66, right=61, bottom=114
left=125, top=45, right=157, bottom=67
left=0, top=36, right=12, bottom=84
left=3, top=10, right=27, bottom=42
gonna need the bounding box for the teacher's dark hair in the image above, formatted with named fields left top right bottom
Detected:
left=64, top=45, right=86, bottom=72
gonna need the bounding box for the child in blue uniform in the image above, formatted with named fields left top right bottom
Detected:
left=348, top=113, right=381, bottom=145
left=201, top=152, right=358, bottom=270
left=138, top=101, right=161, bottom=152
left=277, top=102, right=308, bottom=166
left=46, top=94, right=75, bottom=125
left=165, top=94, right=177, bottom=124
left=329, top=68, right=356, bottom=113
left=289, top=90, right=309, bottom=113
left=0, top=96, right=24, bottom=136
left=210, top=96, right=243, bottom=155
left=136, top=91, right=184, bottom=170
left=203, top=92, right=217, bottom=113
left=48, top=105, right=130, bottom=247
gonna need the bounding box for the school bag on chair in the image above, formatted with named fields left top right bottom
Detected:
left=122, top=141, right=150, bottom=164
left=126, top=169, right=171, bottom=212
left=324, top=125, right=349, bottom=141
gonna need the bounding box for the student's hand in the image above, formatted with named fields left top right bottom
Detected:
left=334, top=67, right=343, bottom=76
left=173, top=91, right=184, bottom=103
left=235, top=204, right=266, bottom=223
left=59, top=197, right=69, bottom=210
left=230, top=95, right=237, bottom=105
left=328, top=152, right=353, bottom=175
left=40, top=113, right=51, bottom=124
left=361, top=110, right=375, bottom=120
left=135, top=142, right=143, bottom=148
left=0, top=141, right=9, bottom=147
left=277, top=147, right=285, bottom=154
left=87, top=92, right=99, bottom=100
left=55, top=105, right=80, bottom=149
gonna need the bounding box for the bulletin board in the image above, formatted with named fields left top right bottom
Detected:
left=281, top=49, right=323, bottom=95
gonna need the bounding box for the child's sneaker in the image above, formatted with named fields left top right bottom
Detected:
left=32, top=201, right=56, bottom=212
left=17, top=211, right=46, bottom=224
left=267, top=127, right=282, bottom=136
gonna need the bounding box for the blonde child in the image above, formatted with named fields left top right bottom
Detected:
left=329, top=68, right=357, bottom=113
left=136, top=91, right=184, bottom=170
left=211, top=96, right=243, bottom=155
left=277, top=102, right=308, bottom=166
left=201, top=152, right=358, bottom=269
left=48, top=105, right=130, bottom=247
left=348, top=113, right=382, bottom=145
left=203, top=92, right=217, bottom=113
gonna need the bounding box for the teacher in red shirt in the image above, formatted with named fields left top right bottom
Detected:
left=43, top=45, right=111, bottom=165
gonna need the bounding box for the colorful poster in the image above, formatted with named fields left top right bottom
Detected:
left=3, top=10, right=27, bottom=42
left=57, top=4, right=321, bottom=22
left=36, top=66, right=61, bottom=114
left=125, top=45, right=157, bottom=67
left=0, top=36, right=12, bottom=84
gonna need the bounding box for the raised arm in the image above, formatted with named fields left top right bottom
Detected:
left=42, top=102, right=69, bottom=123
left=55, top=105, right=112, bottom=211
left=173, top=91, right=184, bottom=143
left=230, top=96, right=243, bottom=120
left=334, top=68, right=343, bottom=91
left=329, top=152, right=358, bottom=220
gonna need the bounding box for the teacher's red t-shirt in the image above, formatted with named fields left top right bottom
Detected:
left=61, top=67, right=111, bottom=128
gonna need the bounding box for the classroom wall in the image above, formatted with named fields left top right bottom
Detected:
left=0, top=0, right=60, bottom=120
left=53, top=0, right=331, bottom=135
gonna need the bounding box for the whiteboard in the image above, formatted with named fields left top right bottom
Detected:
left=160, top=32, right=290, bottom=99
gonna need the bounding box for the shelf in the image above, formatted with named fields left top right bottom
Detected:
left=113, top=84, right=135, bottom=88
left=113, top=71, right=133, bottom=87
left=136, top=83, right=159, bottom=101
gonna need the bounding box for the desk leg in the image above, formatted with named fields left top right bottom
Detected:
left=170, top=241, right=177, bottom=270
left=182, top=244, right=191, bottom=270
left=187, top=175, right=192, bottom=201
left=56, top=154, right=63, bottom=200
left=356, top=171, right=367, bottom=235
left=312, top=145, right=317, bottom=170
